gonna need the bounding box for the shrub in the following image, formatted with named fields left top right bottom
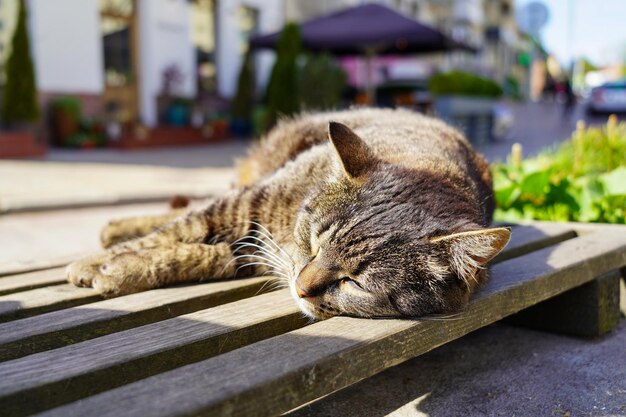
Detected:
left=428, top=71, right=503, bottom=98
left=1, top=0, right=39, bottom=125
left=231, top=50, right=256, bottom=121
left=264, top=22, right=302, bottom=130
left=299, top=53, right=347, bottom=111
left=493, top=116, right=626, bottom=224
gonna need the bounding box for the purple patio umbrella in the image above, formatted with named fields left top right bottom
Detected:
left=250, top=3, right=471, bottom=55
left=249, top=3, right=473, bottom=98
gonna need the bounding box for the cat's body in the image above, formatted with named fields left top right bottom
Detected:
left=67, top=108, right=509, bottom=319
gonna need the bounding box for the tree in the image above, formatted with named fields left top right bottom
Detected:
left=299, top=53, right=347, bottom=111
left=231, top=50, right=256, bottom=122
left=264, top=22, right=302, bottom=130
left=2, top=0, right=39, bottom=125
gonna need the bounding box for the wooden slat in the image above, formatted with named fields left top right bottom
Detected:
left=0, top=290, right=306, bottom=416
left=0, top=267, right=66, bottom=296
left=0, top=277, right=270, bottom=362
left=0, top=284, right=102, bottom=323
left=33, top=231, right=626, bottom=417
left=493, top=223, right=577, bottom=263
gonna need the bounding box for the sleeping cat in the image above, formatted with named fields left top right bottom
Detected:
left=67, top=108, right=510, bottom=319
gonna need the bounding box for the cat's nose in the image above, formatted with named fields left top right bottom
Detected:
left=295, top=283, right=311, bottom=298
left=296, top=259, right=336, bottom=298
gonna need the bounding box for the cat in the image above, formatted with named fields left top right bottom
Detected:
left=67, top=108, right=510, bottom=319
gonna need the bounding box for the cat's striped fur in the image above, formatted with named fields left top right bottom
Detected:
left=67, top=108, right=510, bottom=319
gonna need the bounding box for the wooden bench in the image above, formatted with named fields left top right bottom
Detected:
left=1, top=221, right=625, bottom=417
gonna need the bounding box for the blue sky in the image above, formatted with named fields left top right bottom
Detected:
left=515, top=0, right=626, bottom=67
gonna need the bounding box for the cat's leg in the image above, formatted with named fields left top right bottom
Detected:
left=100, top=209, right=188, bottom=248
left=82, top=242, right=240, bottom=296
left=68, top=208, right=214, bottom=288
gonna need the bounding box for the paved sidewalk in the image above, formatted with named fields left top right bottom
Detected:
left=0, top=142, right=248, bottom=213
left=477, top=101, right=613, bottom=162
left=291, top=319, right=626, bottom=417
left=0, top=102, right=614, bottom=213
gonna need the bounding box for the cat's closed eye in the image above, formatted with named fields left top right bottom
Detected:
left=338, top=277, right=366, bottom=293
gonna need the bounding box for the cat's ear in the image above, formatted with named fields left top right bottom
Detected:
left=431, top=227, right=511, bottom=283
left=328, top=122, right=376, bottom=180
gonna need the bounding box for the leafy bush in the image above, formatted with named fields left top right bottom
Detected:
left=428, top=71, right=503, bottom=98
left=493, top=116, right=626, bottom=224
left=2, top=0, right=39, bottom=124
left=299, top=53, right=347, bottom=111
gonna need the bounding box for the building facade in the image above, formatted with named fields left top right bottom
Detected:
left=0, top=0, right=282, bottom=128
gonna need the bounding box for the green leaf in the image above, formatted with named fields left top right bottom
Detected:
left=598, top=167, right=626, bottom=196
left=520, top=170, right=551, bottom=197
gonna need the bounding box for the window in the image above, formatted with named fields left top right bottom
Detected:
left=190, top=0, right=217, bottom=95
left=100, top=0, right=135, bottom=87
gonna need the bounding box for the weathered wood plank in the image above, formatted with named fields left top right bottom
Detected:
left=0, top=290, right=306, bottom=417
left=0, top=276, right=270, bottom=361
left=505, top=270, right=622, bottom=337
left=492, top=223, right=577, bottom=263
left=0, top=267, right=66, bottom=296
left=0, top=202, right=196, bottom=277
left=0, top=284, right=102, bottom=323
left=32, top=231, right=626, bottom=417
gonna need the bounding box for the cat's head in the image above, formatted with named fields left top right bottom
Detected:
left=289, top=122, right=510, bottom=319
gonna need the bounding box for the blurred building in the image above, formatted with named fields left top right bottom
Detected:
left=0, top=0, right=532, bottom=134
left=0, top=0, right=282, bottom=128
left=286, top=0, right=530, bottom=89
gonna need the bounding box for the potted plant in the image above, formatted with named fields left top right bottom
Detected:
left=428, top=71, right=503, bottom=145
left=50, top=97, right=81, bottom=146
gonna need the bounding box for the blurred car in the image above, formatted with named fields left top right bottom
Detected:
left=587, top=80, right=626, bottom=114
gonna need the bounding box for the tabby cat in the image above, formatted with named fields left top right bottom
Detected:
left=67, top=108, right=510, bottom=319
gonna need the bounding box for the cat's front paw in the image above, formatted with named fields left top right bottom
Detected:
left=66, top=254, right=106, bottom=288
left=67, top=252, right=154, bottom=296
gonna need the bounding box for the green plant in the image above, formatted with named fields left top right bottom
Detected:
left=51, top=96, right=81, bottom=121
left=493, top=116, right=626, bottom=224
left=264, top=22, right=302, bottom=130
left=299, top=53, right=347, bottom=110
left=1, top=0, right=39, bottom=124
left=231, top=50, right=256, bottom=121
left=428, top=71, right=503, bottom=98
left=503, top=75, right=522, bottom=100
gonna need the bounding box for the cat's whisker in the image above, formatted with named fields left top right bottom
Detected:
left=241, top=236, right=292, bottom=268
left=230, top=232, right=293, bottom=271
left=248, top=221, right=294, bottom=263
left=235, top=261, right=290, bottom=278
left=232, top=241, right=290, bottom=269
left=235, top=252, right=285, bottom=273
left=254, top=277, right=287, bottom=296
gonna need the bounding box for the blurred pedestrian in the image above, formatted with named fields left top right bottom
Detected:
left=562, top=77, right=577, bottom=121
